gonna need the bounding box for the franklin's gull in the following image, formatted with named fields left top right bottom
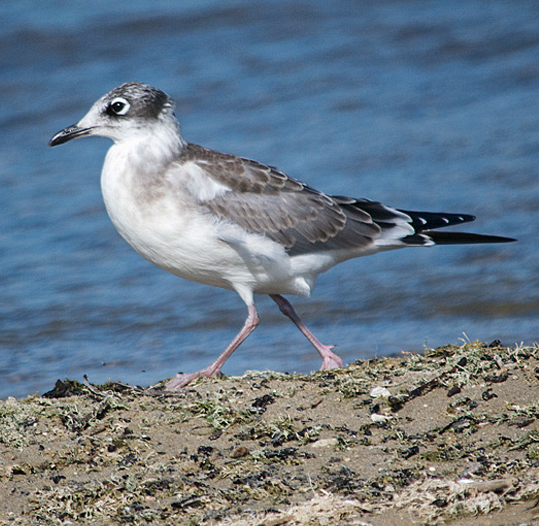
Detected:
left=49, top=82, right=515, bottom=388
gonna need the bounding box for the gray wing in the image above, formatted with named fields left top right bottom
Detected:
left=181, top=143, right=385, bottom=255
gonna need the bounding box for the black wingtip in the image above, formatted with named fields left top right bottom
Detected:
left=426, top=231, right=517, bottom=245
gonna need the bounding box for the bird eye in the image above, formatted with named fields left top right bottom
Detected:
left=108, top=97, right=130, bottom=116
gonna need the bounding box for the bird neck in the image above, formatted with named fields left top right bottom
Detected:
left=118, top=119, right=186, bottom=176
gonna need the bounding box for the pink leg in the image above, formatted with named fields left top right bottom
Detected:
left=165, top=303, right=260, bottom=389
left=269, top=294, right=344, bottom=370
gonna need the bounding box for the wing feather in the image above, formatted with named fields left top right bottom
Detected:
left=176, top=144, right=515, bottom=254
left=181, top=143, right=381, bottom=255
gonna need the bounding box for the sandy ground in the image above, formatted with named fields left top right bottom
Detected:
left=1, top=341, right=538, bottom=525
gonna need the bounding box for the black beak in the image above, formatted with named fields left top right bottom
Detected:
left=49, top=125, right=93, bottom=147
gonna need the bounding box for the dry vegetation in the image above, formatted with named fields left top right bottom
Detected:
left=1, top=341, right=538, bottom=525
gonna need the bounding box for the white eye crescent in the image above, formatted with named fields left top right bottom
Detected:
left=109, top=97, right=130, bottom=116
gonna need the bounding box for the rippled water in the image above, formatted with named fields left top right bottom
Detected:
left=1, top=0, right=538, bottom=398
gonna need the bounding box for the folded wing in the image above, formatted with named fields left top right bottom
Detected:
left=181, top=143, right=515, bottom=255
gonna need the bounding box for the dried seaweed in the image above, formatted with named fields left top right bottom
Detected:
left=1, top=342, right=538, bottom=525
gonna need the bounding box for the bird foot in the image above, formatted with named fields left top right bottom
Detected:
left=165, top=368, right=222, bottom=389
left=318, top=345, right=344, bottom=370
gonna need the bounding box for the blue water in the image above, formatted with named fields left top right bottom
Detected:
left=1, top=1, right=538, bottom=399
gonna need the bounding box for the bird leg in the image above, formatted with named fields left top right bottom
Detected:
left=269, top=294, right=344, bottom=370
left=165, top=303, right=260, bottom=389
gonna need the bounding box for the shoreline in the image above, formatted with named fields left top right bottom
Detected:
left=1, top=341, right=538, bottom=525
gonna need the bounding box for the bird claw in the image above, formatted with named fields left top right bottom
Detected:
left=319, top=346, right=344, bottom=370
left=165, top=369, right=222, bottom=389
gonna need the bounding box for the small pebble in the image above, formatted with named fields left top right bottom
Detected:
left=370, top=386, right=392, bottom=398
left=310, top=438, right=339, bottom=448
left=370, top=414, right=392, bottom=423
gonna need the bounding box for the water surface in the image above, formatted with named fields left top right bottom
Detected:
left=1, top=1, right=538, bottom=398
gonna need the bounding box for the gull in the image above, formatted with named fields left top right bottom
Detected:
left=49, top=82, right=515, bottom=388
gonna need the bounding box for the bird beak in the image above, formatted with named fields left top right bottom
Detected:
left=49, top=124, right=94, bottom=147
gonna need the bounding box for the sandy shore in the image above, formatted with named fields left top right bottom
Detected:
left=1, top=341, right=538, bottom=525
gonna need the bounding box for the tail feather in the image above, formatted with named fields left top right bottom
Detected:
left=396, top=209, right=516, bottom=245
left=419, top=231, right=516, bottom=245
left=337, top=200, right=515, bottom=248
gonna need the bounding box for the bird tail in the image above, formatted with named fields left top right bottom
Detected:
left=398, top=209, right=516, bottom=245
left=420, top=231, right=516, bottom=245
